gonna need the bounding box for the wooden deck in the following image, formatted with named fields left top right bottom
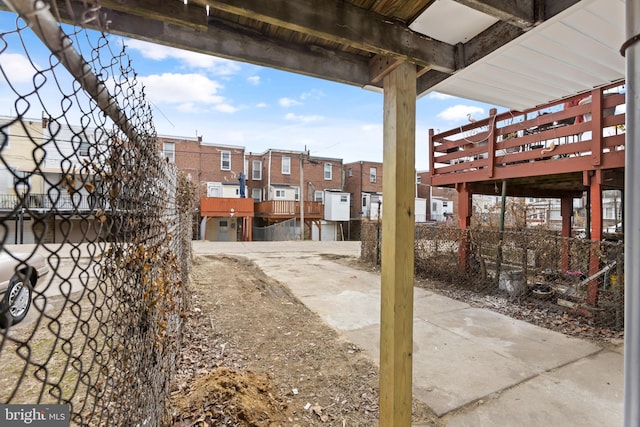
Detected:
left=429, top=81, right=626, bottom=197
left=254, top=200, right=323, bottom=220
left=200, top=197, right=254, bottom=217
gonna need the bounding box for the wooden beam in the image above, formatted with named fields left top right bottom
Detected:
left=207, top=0, right=456, bottom=72
left=370, top=55, right=403, bottom=84
left=453, top=0, right=535, bottom=29
left=463, top=21, right=523, bottom=68
left=99, top=8, right=379, bottom=89
left=95, top=0, right=208, bottom=30
left=380, top=61, right=416, bottom=427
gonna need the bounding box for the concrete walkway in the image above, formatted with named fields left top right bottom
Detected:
left=192, top=241, right=624, bottom=426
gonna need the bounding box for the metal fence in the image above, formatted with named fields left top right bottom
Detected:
left=362, top=222, right=625, bottom=330
left=253, top=217, right=300, bottom=241
left=0, top=2, right=195, bottom=426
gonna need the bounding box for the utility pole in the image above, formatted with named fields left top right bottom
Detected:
left=300, top=153, right=304, bottom=240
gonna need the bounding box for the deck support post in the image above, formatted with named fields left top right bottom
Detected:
left=379, top=61, right=416, bottom=427
left=456, top=182, right=472, bottom=271
left=560, top=196, right=573, bottom=271
left=587, top=169, right=603, bottom=305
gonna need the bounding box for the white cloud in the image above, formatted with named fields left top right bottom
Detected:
left=0, top=53, right=36, bottom=84
left=437, top=104, right=484, bottom=122
left=123, top=38, right=240, bottom=74
left=215, top=103, right=239, bottom=113
left=256, top=102, right=268, bottom=108
left=300, top=89, right=325, bottom=100
left=429, top=92, right=455, bottom=100
left=361, top=123, right=382, bottom=133
left=279, top=97, right=302, bottom=107
left=284, top=113, right=323, bottom=123
left=247, top=76, right=261, bottom=85
left=139, top=73, right=226, bottom=106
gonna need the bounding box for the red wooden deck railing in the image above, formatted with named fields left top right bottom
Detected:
left=429, top=81, right=626, bottom=187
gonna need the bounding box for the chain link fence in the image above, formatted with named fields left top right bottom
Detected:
left=253, top=218, right=300, bottom=241
left=362, top=221, right=624, bottom=330
left=1, top=2, right=195, bottom=425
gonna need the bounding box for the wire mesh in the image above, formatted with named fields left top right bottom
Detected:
left=0, top=2, right=195, bottom=425
left=362, top=221, right=625, bottom=331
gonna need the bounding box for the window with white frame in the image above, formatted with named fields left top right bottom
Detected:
left=348, top=168, right=353, bottom=177
left=416, top=175, right=421, bottom=184
left=324, top=163, right=332, bottom=180
left=252, top=160, right=262, bottom=180
left=282, top=156, right=291, bottom=174
left=251, top=188, right=262, bottom=202
left=340, top=195, right=348, bottom=203
left=294, top=186, right=300, bottom=201
left=314, top=191, right=324, bottom=202
left=370, top=167, right=377, bottom=183
left=244, top=158, right=248, bottom=176
left=163, top=142, right=175, bottom=163
left=207, top=182, right=222, bottom=197
left=221, top=151, right=231, bottom=170
left=274, top=189, right=286, bottom=199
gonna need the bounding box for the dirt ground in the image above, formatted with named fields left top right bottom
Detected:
left=169, top=255, right=439, bottom=426
left=169, top=253, right=623, bottom=426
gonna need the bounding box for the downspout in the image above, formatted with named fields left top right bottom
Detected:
left=268, top=150, right=272, bottom=200
left=360, top=161, right=364, bottom=217
left=624, top=1, right=640, bottom=424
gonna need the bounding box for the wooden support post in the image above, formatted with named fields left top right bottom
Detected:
left=379, top=61, right=416, bottom=427
left=588, top=170, right=603, bottom=305
left=456, top=182, right=472, bottom=271
left=560, top=196, right=573, bottom=272
left=591, top=88, right=603, bottom=167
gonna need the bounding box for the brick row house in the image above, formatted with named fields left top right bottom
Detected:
left=159, top=137, right=348, bottom=241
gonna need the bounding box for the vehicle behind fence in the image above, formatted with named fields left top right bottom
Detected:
left=362, top=222, right=624, bottom=329
left=0, top=3, right=195, bottom=425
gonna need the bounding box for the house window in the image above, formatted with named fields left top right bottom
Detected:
left=163, top=142, right=175, bottom=163
left=252, top=160, right=262, bottom=180
left=219, top=220, right=228, bottom=227
left=252, top=188, right=262, bottom=202
left=370, top=167, right=377, bottom=183
left=79, top=140, right=90, bottom=157
left=416, top=175, right=421, bottom=184
left=294, top=186, right=300, bottom=201
left=348, top=168, right=353, bottom=177
left=244, top=158, right=248, bottom=176
left=221, top=151, right=231, bottom=170
left=282, top=156, right=291, bottom=174
left=340, top=195, right=348, bottom=203
left=207, top=182, right=222, bottom=197
left=324, top=163, right=332, bottom=180
left=275, top=189, right=286, bottom=199
left=315, top=191, right=324, bottom=202
left=443, top=201, right=448, bottom=207
left=363, top=197, right=367, bottom=207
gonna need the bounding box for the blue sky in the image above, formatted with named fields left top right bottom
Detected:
left=0, top=11, right=497, bottom=171
left=120, top=38, right=495, bottom=171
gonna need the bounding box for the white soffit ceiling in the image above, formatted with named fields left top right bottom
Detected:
left=425, top=0, right=626, bottom=111
left=410, top=0, right=499, bottom=45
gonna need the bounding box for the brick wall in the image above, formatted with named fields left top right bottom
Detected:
left=158, top=136, right=245, bottom=200
left=246, top=150, right=343, bottom=201
left=344, top=161, right=383, bottom=218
